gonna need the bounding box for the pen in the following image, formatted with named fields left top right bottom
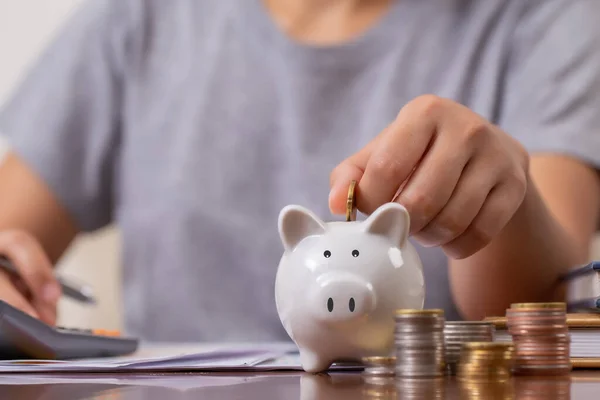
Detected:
left=559, top=260, right=600, bottom=281
left=0, top=256, right=96, bottom=305
left=566, top=296, right=600, bottom=314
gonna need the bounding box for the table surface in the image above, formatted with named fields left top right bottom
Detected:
left=0, top=370, right=599, bottom=399
left=0, top=343, right=598, bottom=399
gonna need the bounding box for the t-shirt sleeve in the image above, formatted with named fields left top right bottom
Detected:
left=499, top=1, right=600, bottom=169
left=0, top=0, right=135, bottom=232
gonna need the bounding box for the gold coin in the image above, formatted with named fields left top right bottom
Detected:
left=346, top=180, right=357, bottom=222
left=510, top=302, right=566, bottom=310
left=362, top=356, right=397, bottom=365
left=395, top=308, right=444, bottom=316
left=462, top=342, right=514, bottom=350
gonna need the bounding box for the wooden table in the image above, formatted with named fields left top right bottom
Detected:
left=0, top=370, right=599, bottom=399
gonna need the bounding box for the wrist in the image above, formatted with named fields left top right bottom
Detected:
left=509, top=169, right=582, bottom=263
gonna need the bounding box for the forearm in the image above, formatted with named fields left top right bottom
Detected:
left=448, top=174, right=586, bottom=320
left=0, top=152, right=79, bottom=264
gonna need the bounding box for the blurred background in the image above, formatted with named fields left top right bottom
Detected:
left=0, top=0, right=122, bottom=330
left=1, top=0, right=599, bottom=332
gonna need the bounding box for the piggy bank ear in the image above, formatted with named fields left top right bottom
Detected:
left=278, top=205, right=327, bottom=251
left=362, top=203, right=410, bottom=247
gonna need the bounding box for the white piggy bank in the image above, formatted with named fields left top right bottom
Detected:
left=275, top=202, right=425, bottom=373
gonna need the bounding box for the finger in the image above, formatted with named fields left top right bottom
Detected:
left=31, top=297, right=58, bottom=325
left=329, top=125, right=390, bottom=214
left=0, top=274, right=39, bottom=319
left=2, top=263, right=57, bottom=325
left=358, top=104, right=437, bottom=214
left=328, top=161, right=365, bottom=215
left=0, top=231, right=61, bottom=306
left=441, top=181, right=524, bottom=259
left=394, top=129, right=473, bottom=234
left=412, top=157, right=496, bottom=246
left=10, top=275, right=33, bottom=299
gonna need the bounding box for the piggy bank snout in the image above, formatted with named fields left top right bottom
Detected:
left=309, top=273, right=376, bottom=323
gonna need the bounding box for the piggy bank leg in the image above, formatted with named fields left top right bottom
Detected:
left=300, top=350, right=331, bottom=373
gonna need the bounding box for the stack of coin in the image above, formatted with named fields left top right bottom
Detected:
left=444, top=321, right=495, bottom=374
left=506, top=302, right=571, bottom=376
left=361, top=356, right=396, bottom=378
left=457, top=342, right=515, bottom=381
left=394, top=309, right=445, bottom=377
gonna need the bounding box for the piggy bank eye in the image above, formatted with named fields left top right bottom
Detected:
left=352, top=249, right=360, bottom=257
left=324, top=250, right=331, bottom=258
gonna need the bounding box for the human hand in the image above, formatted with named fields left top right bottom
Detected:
left=329, top=95, right=530, bottom=259
left=0, top=230, right=61, bottom=324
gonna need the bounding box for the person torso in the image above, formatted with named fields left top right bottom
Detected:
left=114, top=0, right=525, bottom=341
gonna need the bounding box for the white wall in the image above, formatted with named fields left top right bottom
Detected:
left=0, top=0, right=122, bottom=330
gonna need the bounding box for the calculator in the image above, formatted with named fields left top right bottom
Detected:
left=0, top=300, right=139, bottom=360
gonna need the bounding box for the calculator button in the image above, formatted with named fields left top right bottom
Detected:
left=57, top=327, right=93, bottom=334
left=92, top=329, right=121, bottom=337
left=56, top=326, right=71, bottom=331
left=57, top=327, right=77, bottom=332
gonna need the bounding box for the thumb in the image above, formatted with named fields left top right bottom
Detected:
left=329, top=162, right=365, bottom=215
left=329, top=131, right=387, bottom=215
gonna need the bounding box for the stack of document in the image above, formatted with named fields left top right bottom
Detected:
left=0, top=342, right=362, bottom=373
left=485, top=313, right=600, bottom=367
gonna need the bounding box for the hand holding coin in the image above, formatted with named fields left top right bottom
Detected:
left=328, top=95, right=529, bottom=259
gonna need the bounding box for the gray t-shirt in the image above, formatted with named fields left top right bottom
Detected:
left=1, top=0, right=600, bottom=342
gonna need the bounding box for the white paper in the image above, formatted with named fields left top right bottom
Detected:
left=0, top=342, right=365, bottom=373
left=0, top=342, right=364, bottom=373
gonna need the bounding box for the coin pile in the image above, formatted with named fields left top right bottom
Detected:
left=457, top=342, right=515, bottom=381
left=444, top=321, right=495, bottom=374
left=361, top=356, right=396, bottom=378
left=506, top=302, right=571, bottom=376
left=394, top=309, right=446, bottom=377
